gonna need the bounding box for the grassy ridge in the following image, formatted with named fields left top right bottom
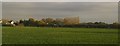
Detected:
left=2, top=27, right=118, bottom=44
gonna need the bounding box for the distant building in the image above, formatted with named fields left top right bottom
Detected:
left=0, top=20, right=2, bottom=23
left=64, top=17, right=80, bottom=25
left=0, top=19, right=9, bottom=24
left=0, top=19, right=15, bottom=26
left=56, top=18, right=64, bottom=22
left=10, top=20, right=14, bottom=24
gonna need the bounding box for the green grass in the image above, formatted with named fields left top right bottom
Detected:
left=2, top=27, right=118, bottom=44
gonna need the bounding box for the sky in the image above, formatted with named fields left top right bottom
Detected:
left=2, top=2, right=118, bottom=24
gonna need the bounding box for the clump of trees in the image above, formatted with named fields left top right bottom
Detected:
left=63, top=22, right=120, bottom=29
left=15, top=18, right=64, bottom=27
left=2, top=18, right=120, bottom=29
left=15, top=18, right=46, bottom=27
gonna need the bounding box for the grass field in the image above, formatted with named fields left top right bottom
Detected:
left=2, top=27, right=118, bottom=44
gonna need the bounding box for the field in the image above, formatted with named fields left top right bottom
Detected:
left=2, top=27, right=118, bottom=44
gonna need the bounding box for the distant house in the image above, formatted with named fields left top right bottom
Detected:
left=0, top=20, right=2, bottom=24
left=10, top=20, right=14, bottom=24
left=0, top=19, right=15, bottom=26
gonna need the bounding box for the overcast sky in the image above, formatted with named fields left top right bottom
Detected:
left=2, top=2, right=118, bottom=24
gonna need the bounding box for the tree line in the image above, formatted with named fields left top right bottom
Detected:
left=2, top=18, right=120, bottom=29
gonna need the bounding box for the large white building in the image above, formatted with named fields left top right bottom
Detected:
left=64, top=17, right=80, bottom=25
